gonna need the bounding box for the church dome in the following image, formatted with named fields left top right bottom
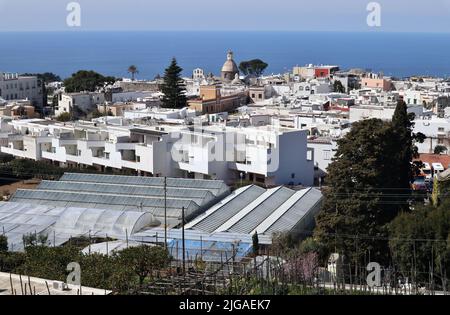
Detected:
left=221, top=50, right=239, bottom=82
left=222, top=60, right=239, bottom=73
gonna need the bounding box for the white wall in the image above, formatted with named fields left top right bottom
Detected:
left=0, top=74, right=43, bottom=108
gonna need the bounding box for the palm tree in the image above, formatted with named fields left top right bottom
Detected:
left=128, top=65, right=139, bottom=81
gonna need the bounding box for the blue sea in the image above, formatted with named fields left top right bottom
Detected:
left=0, top=31, right=450, bottom=79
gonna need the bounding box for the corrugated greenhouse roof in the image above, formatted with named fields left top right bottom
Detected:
left=185, top=186, right=323, bottom=237
left=185, top=185, right=266, bottom=233
left=11, top=189, right=200, bottom=219
left=263, top=188, right=323, bottom=235
left=36, top=180, right=215, bottom=208
left=59, top=173, right=230, bottom=196
left=220, top=186, right=296, bottom=234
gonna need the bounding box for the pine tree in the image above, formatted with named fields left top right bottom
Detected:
left=127, top=65, right=139, bottom=81
left=161, top=58, right=187, bottom=109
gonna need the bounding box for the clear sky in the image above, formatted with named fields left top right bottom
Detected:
left=1, top=0, right=450, bottom=32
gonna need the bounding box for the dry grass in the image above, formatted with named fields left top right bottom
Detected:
left=0, top=178, right=41, bottom=199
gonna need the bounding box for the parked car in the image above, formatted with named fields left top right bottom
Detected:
left=422, top=162, right=432, bottom=182
left=432, top=163, right=445, bottom=177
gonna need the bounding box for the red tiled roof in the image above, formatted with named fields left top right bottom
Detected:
left=415, top=154, right=450, bottom=169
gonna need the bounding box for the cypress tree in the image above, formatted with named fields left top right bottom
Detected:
left=161, top=58, right=187, bottom=109
left=390, top=99, right=425, bottom=210
left=252, top=232, right=259, bottom=256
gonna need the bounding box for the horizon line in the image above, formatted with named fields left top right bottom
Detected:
left=1, top=29, right=450, bottom=34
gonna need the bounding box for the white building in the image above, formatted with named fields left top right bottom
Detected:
left=111, top=91, right=156, bottom=103
left=173, top=124, right=314, bottom=186
left=307, top=137, right=338, bottom=183
left=414, top=116, right=450, bottom=154
left=293, top=79, right=333, bottom=96
left=349, top=104, right=424, bottom=123
left=56, top=92, right=105, bottom=116
left=1, top=120, right=314, bottom=187
left=0, top=72, right=43, bottom=109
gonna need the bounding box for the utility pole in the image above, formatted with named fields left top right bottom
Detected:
left=164, top=176, right=167, bottom=249
left=182, top=206, right=186, bottom=275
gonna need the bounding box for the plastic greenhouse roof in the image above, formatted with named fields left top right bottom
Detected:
left=37, top=180, right=216, bottom=208
left=11, top=189, right=199, bottom=217
left=0, top=202, right=158, bottom=252
left=59, top=173, right=230, bottom=196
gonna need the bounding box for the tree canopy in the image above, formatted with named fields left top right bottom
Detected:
left=56, top=112, right=71, bottom=122
left=314, top=119, right=398, bottom=265
left=161, top=58, right=187, bottom=109
left=128, top=65, right=139, bottom=81
left=389, top=198, right=450, bottom=287
left=117, top=245, right=171, bottom=286
left=434, top=145, right=447, bottom=155
left=333, top=80, right=346, bottom=93
left=63, top=70, right=116, bottom=93
left=22, top=72, right=62, bottom=83
left=239, top=59, right=269, bottom=76
left=314, top=100, right=424, bottom=266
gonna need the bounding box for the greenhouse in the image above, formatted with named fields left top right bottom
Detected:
left=9, top=173, right=231, bottom=227
left=185, top=186, right=323, bottom=237
left=0, top=202, right=159, bottom=252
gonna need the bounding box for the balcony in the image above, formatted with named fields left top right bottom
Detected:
left=42, top=151, right=66, bottom=163
left=122, top=160, right=139, bottom=170
left=7, top=134, right=24, bottom=142
left=1, top=146, right=28, bottom=158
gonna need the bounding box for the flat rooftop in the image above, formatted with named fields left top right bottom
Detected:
left=0, top=272, right=111, bottom=295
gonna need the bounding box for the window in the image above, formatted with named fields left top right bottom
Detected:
left=438, top=139, right=444, bottom=144
left=307, top=150, right=313, bottom=161
left=136, top=156, right=141, bottom=162
left=258, top=94, right=263, bottom=99
left=252, top=94, right=255, bottom=98
left=323, top=150, right=331, bottom=160
left=438, top=127, right=445, bottom=132
left=105, top=152, right=110, bottom=159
